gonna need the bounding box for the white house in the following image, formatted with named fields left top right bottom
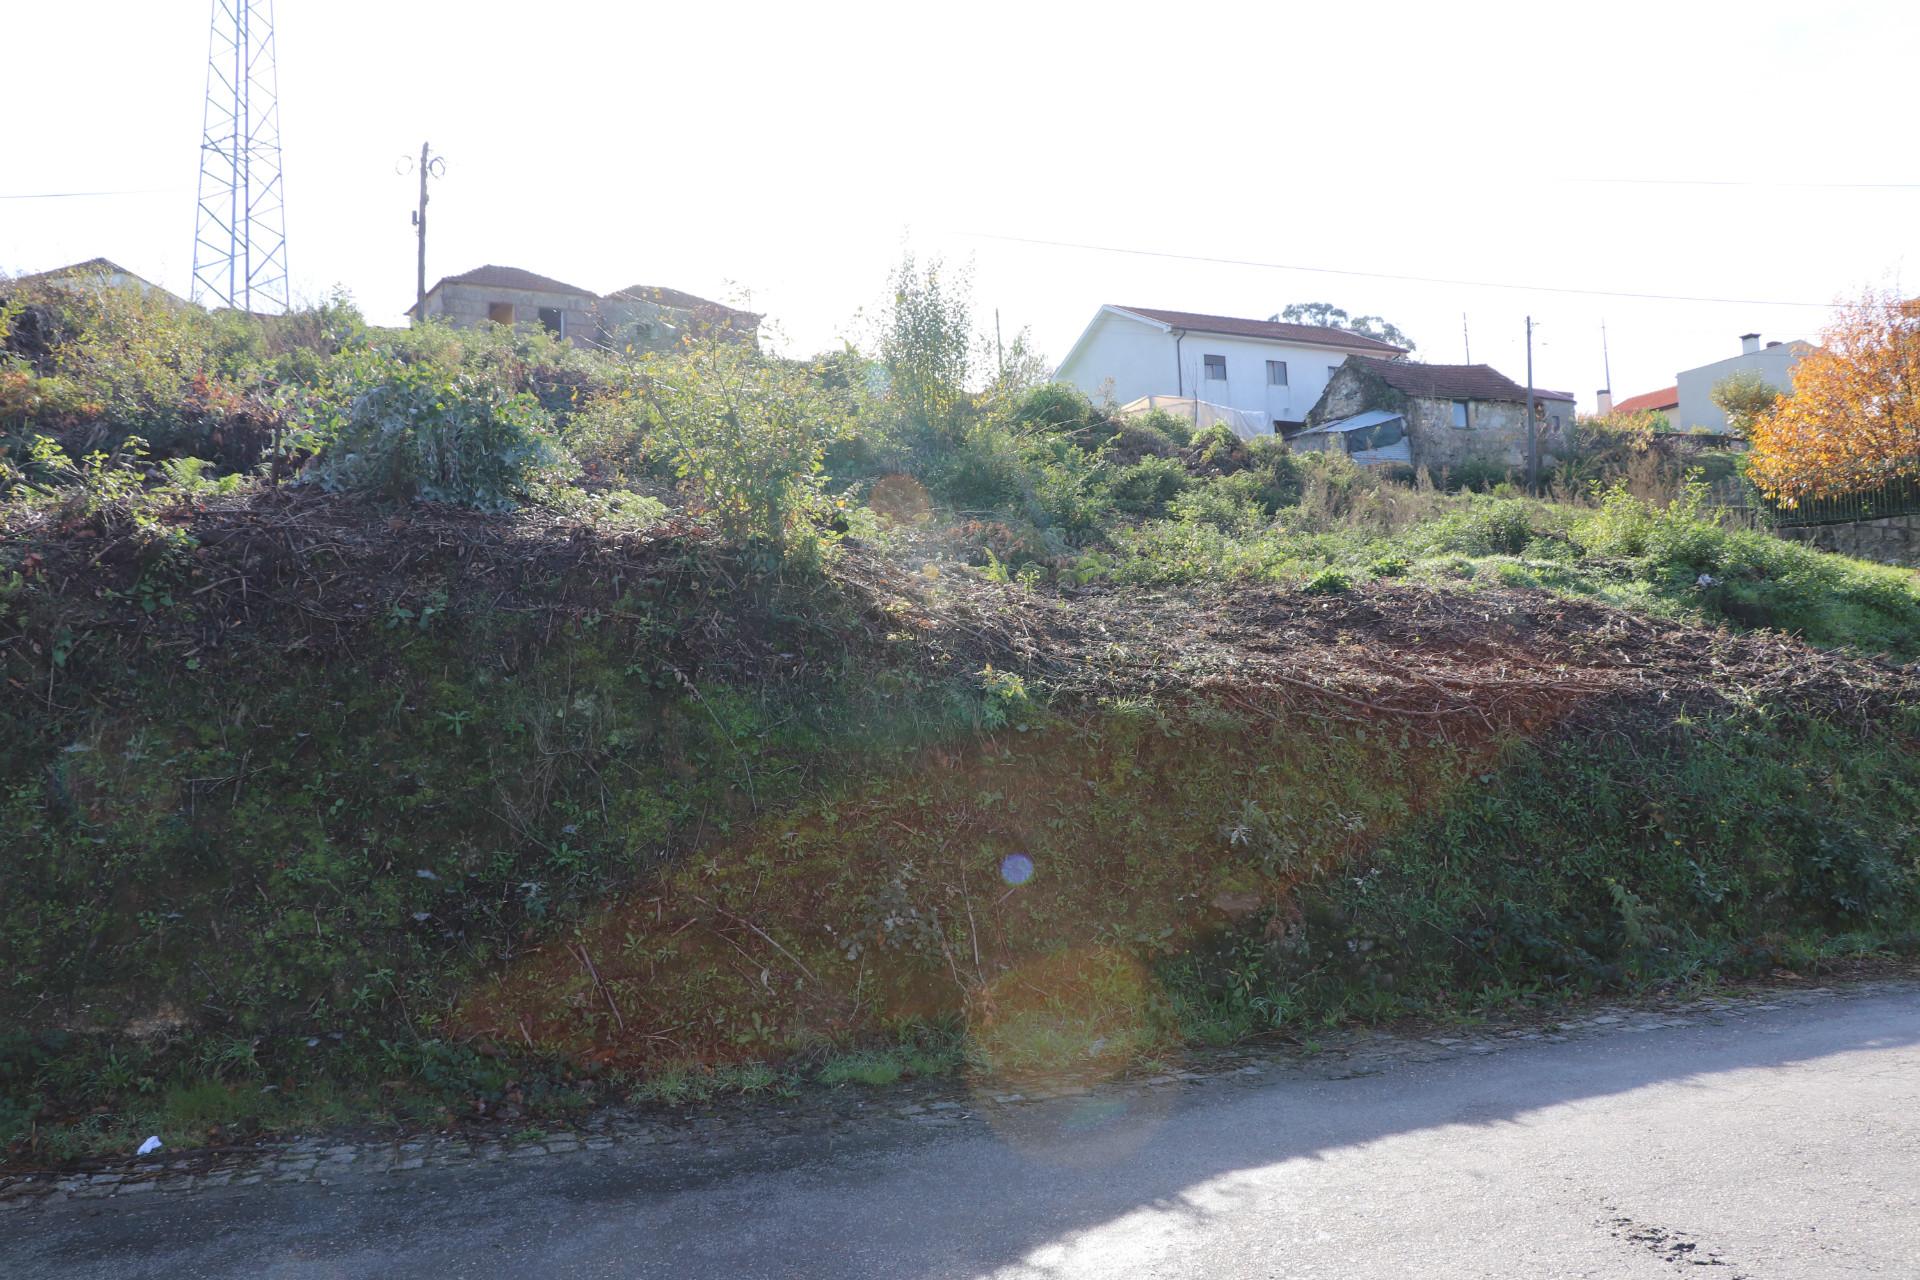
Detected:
left=1053, top=305, right=1409, bottom=436
left=1673, top=332, right=1813, bottom=433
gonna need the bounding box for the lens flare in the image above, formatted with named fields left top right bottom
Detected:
left=1000, top=853, right=1035, bottom=885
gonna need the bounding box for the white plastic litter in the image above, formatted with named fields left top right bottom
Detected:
left=136, top=1136, right=163, bottom=1156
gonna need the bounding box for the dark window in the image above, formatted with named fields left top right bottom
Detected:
left=1267, top=359, right=1288, bottom=386
left=1451, top=399, right=1470, bottom=429
left=487, top=301, right=514, bottom=325
left=537, top=307, right=564, bottom=337
left=1203, top=354, right=1227, bottom=380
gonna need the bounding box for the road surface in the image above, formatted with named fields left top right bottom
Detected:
left=8, top=984, right=1919, bottom=1278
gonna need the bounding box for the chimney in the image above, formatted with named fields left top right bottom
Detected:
left=1596, top=389, right=1614, bottom=415
left=1765, top=340, right=1781, bottom=349
left=1740, top=332, right=1761, bottom=355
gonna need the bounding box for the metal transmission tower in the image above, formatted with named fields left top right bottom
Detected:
left=191, top=0, right=289, bottom=313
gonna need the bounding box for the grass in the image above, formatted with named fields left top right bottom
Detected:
left=1074, top=482, right=1920, bottom=658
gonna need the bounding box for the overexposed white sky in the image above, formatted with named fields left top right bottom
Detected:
left=5, top=0, right=1916, bottom=409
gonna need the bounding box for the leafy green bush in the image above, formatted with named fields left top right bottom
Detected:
left=641, top=342, right=851, bottom=556
left=1106, top=455, right=1190, bottom=517
left=1012, top=382, right=1099, bottom=434
left=1166, top=474, right=1271, bottom=533
left=309, top=353, right=567, bottom=510
left=1303, top=565, right=1353, bottom=594
left=1411, top=496, right=1541, bottom=557
left=1106, top=420, right=1180, bottom=464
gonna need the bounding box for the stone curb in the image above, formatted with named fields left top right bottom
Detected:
left=2, top=977, right=1908, bottom=1214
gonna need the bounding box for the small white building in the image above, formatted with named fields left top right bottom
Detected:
left=1054, top=305, right=1409, bottom=436
left=1674, top=332, right=1813, bottom=433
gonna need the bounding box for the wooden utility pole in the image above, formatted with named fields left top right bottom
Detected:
left=1524, top=315, right=1539, bottom=494
left=409, top=142, right=445, bottom=324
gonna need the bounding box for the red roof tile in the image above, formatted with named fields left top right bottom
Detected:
left=1611, top=386, right=1679, bottom=415
left=1115, top=306, right=1409, bottom=354
left=434, top=264, right=598, bottom=298
left=605, top=284, right=760, bottom=325
left=1346, top=356, right=1570, bottom=405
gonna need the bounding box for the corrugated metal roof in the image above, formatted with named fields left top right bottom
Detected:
left=1300, top=409, right=1405, bottom=435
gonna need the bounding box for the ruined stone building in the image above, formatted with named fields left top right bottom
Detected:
left=1297, top=356, right=1575, bottom=470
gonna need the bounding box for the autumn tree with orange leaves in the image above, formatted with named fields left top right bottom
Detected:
left=1747, top=291, right=1920, bottom=501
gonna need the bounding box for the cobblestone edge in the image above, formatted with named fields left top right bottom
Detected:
left=3, top=976, right=1910, bottom=1214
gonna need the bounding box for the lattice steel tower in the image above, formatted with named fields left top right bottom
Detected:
left=191, top=1, right=289, bottom=313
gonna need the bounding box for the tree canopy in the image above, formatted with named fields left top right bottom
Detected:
left=1748, top=291, right=1920, bottom=500
left=1278, top=302, right=1415, bottom=352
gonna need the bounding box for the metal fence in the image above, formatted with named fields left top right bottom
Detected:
left=1708, top=475, right=1920, bottom=529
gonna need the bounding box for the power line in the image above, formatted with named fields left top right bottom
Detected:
left=0, top=188, right=179, bottom=201
left=955, top=229, right=1840, bottom=309
left=1562, top=176, right=1920, bottom=191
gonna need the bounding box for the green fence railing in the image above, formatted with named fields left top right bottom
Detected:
left=1709, top=474, right=1920, bottom=528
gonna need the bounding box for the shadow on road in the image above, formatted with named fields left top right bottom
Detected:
left=10, top=988, right=1920, bottom=1279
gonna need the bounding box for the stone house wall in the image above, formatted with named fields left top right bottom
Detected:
left=1406, top=396, right=1530, bottom=470
left=1774, top=515, right=1920, bottom=569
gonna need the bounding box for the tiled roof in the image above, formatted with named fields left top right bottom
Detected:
left=1115, top=306, right=1409, bottom=354
left=19, top=256, right=138, bottom=282
left=434, top=264, right=598, bottom=297
left=605, top=284, right=759, bottom=324
left=1346, top=356, right=1568, bottom=404
left=1612, top=386, right=1679, bottom=414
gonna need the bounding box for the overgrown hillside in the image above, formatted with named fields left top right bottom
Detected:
left=3, top=264, right=1918, bottom=1162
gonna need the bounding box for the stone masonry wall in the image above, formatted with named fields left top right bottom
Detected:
left=1405, top=398, right=1567, bottom=473
left=1774, top=515, right=1920, bottom=569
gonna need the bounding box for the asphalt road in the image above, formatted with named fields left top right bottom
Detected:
left=9, top=986, right=1920, bottom=1278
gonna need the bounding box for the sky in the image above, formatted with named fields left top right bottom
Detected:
left=4, top=0, right=1917, bottom=411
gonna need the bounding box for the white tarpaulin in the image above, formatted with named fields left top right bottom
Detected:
left=1117, top=396, right=1269, bottom=440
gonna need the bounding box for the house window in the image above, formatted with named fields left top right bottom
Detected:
left=487, top=301, right=514, bottom=325
left=1266, top=359, right=1288, bottom=387
left=1451, top=399, right=1471, bottom=429
left=1203, top=354, right=1227, bottom=381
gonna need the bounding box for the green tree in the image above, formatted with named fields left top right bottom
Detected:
left=1710, top=369, right=1782, bottom=434
left=881, top=254, right=974, bottom=439
left=1279, top=302, right=1415, bottom=351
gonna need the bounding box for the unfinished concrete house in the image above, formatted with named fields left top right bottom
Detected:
left=1298, top=356, right=1576, bottom=470
left=596, top=285, right=761, bottom=353
left=408, top=265, right=761, bottom=353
